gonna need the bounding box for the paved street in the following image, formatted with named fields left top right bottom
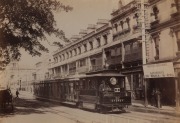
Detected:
left=0, top=91, right=180, bottom=123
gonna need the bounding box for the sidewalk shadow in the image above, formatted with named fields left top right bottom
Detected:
left=129, top=105, right=180, bottom=117
left=0, top=97, right=62, bottom=118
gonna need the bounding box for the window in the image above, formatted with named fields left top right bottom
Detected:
left=154, top=36, right=160, bottom=60
left=133, top=42, right=138, bottom=49
left=134, top=13, right=139, bottom=25
left=103, top=35, right=108, bottom=45
left=174, top=0, right=180, bottom=12
left=78, top=47, right=81, bottom=54
left=70, top=51, right=72, bottom=58
left=110, top=47, right=122, bottom=57
left=66, top=52, right=69, bottom=59
left=111, top=49, right=116, bottom=57
left=69, top=62, right=76, bottom=70
left=84, top=44, right=87, bottom=52
left=12, top=63, right=16, bottom=67
left=120, top=21, right=124, bottom=29
left=89, top=41, right=93, bottom=50
left=126, top=18, right=130, bottom=29
left=176, top=31, right=180, bottom=51
left=105, top=50, right=110, bottom=57
left=62, top=54, right=65, bottom=60
left=114, top=24, right=118, bottom=31
left=97, top=38, right=101, bottom=48
left=54, top=57, right=58, bottom=62
left=59, top=55, right=62, bottom=62
left=74, top=49, right=77, bottom=56
left=79, top=59, right=86, bottom=67
left=125, top=44, right=131, bottom=54
left=91, top=59, right=96, bottom=66
left=116, top=47, right=122, bottom=56
left=152, top=6, right=159, bottom=20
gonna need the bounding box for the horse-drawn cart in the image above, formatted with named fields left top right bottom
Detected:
left=0, top=88, right=14, bottom=111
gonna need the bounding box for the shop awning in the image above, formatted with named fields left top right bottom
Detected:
left=143, top=62, right=175, bottom=78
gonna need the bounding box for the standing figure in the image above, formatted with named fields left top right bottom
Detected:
left=151, top=88, right=156, bottom=106
left=99, top=80, right=110, bottom=92
left=155, top=88, right=162, bottom=108
left=16, top=90, right=19, bottom=98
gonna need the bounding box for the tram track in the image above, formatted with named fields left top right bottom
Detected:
left=39, top=103, right=166, bottom=123
left=33, top=98, right=178, bottom=123
left=109, top=110, right=180, bottom=123
left=45, top=105, right=180, bottom=123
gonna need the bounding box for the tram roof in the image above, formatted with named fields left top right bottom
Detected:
left=66, top=72, right=125, bottom=80
left=84, top=73, right=125, bottom=77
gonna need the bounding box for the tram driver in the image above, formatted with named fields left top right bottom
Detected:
left=99, top=80, right=111, bottom=92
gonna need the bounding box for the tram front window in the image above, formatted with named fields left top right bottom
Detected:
left=99, top=80, right=111, bottom=92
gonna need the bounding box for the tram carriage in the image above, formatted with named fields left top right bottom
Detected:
left=33, top=70, right=131, bottom=113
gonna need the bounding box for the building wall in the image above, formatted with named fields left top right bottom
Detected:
left=147, top=0, right=179, bottom=62
left=46, top=0, right=180, bottom=106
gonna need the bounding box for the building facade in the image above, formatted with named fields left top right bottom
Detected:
left=144, top=0, right=180, bottom=107
left=46, top=0, right=180, bottom=108
left=2, top=61, right=35, bottom=92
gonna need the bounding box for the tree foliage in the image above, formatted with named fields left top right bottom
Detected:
left=0, top=0, right=72, bottom=70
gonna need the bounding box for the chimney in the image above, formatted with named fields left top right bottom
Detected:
left=70, top=35, right=81, bottom=42
left=96, top=19, right=109, bottom=28
left=79, top=29, right=88, bottom=37
left=87, top=24, right=96, bottom=33
left=118, top=0, right=124, bottom=9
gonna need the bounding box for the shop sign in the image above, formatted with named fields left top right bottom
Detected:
left=143, top=62, right=175, bottom=78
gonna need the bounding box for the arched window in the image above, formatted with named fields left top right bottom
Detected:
left=120, top=21, right=124, bottom=29
left=152, top=6, right=159, bottom=20
left=126, top=17, right=130, bottom=29
left=114, top=23, right=118, bottom=31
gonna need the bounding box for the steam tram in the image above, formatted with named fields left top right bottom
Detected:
left=33, top=70, right=131, bottom=113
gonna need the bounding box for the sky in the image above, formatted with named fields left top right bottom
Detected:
left=18, top=0, right=132, bottom=68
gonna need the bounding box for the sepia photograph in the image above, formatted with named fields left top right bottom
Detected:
left=0, top=0, right=180, bottom=123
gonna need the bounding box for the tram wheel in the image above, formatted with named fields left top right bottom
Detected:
left=99, top=106, right=107, bottom=114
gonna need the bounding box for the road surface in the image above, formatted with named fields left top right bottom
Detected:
left=0, top=92, right=179, bottom=123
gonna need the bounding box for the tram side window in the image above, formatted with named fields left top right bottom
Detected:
left=88, top=80, right=96, bottom=90
left=84, top=81, right=88, bottom=89
left=79, top=81, right=83, bottom=89
left=119, top=78, right=125, bottom=91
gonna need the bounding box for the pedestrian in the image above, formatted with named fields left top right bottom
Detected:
left=16, top=90, right=19, bottom=98
left=155, top=88, right=162, bottom=108
left=151, top=88, right=156, bottom=106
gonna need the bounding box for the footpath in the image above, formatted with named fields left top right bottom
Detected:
left=129, top=100, right=180, bottom=117
left=16, top=90, right=180, bottom=117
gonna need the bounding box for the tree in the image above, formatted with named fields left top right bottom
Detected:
left=0, top=0, right=72, bottom=70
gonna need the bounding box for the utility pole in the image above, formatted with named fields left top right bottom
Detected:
left=136, top=0, right=149, bottom=106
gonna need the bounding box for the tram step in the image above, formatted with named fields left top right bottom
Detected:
left=83, top=102, right=96, bottom=110
left=62, top=101, right=77, bottom=106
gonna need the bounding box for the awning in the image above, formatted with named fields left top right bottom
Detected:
left=143, top=62, right=175, bottom=78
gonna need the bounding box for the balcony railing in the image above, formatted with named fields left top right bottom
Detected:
left=106, top=55, right=122, bottom=65
left=76, top=66, right=89, bottom=74
left=69, top=69, right=76, bottom=75
left=90, top=65, right=103, bottom=72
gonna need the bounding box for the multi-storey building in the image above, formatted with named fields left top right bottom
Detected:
left=33, top=55, right=52, bottom=82
left=110, top=0, right=144, bottom=102
left=2, top=61, right=35, bottom=92
left=48, top=0, right=180, bottom=108
left=50, top=19, right=112, bottom=78
left=143, top=0, right=180, bottom=107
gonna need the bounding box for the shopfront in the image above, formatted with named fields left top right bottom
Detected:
left=143, top=62, right=176, bottom=106
left=122, top=66, right=144, bottom=101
